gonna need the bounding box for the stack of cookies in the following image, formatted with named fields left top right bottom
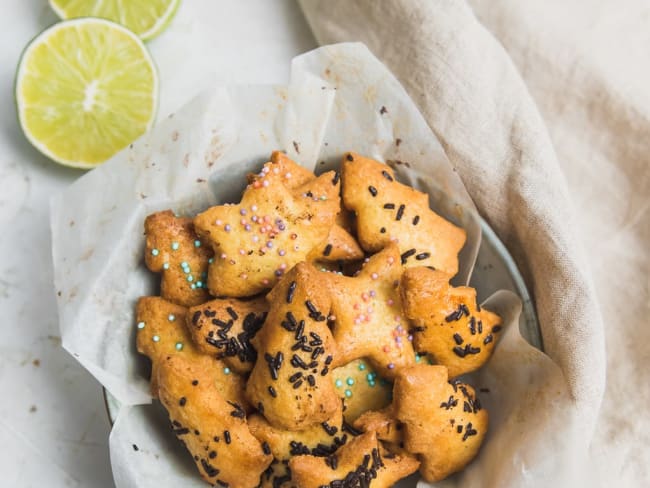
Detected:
left=136, top=151, right=502, bottom=487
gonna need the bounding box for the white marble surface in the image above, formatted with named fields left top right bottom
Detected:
left=0, top=1, right=315, bottom=486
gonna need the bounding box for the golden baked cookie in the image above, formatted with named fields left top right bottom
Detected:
left=331, top=359, right=392, bottom=423
left=157, top=355, right=272, bottom=488
left=289, top=431, right=419, bottom=488
left=400, top=267, right=502, bottom=377
left=341, top=152, right=466, bottom=277
left=325, top=244, right=415, bottom=378
left=246, top=262, right=340, bottom=431
left=136, top=296, right=248, bottom=405
left=186, top=296, right=268, bottom=374
left=258, top=461, right=293, bottom=488
left=393, top=364, right=488, bottom=482
left=144, top=210, right=212, bottom=307
left=194, top=161, right=340, bottom=297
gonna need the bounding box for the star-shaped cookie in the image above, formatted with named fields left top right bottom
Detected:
left=324, top=243, right=415, bottom=378
left=144, top=210, right=212, bottom=306
left=194, top=159, right=341, bottom=297
left=341, top=152, right=466, bottom=277
left=400, top=267, right=502, bottom=377
left=394, top=364, right=488, bottom=482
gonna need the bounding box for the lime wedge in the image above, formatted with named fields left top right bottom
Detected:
left=15, top=18, right=158, bottom=169
left=49, top=0, right=180, bottom=41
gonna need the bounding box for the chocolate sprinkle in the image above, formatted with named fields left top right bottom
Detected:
left=268, top=385, right=277, bottom=398
left=415, top=252, right=430, bottom=260
left=179, top=397, right=187, bottom=406
left=368, top=186, right=378, bottom=196
left=226, top=307, right=238, bottom=321
left=380, top=227, right=386, bottom=233
left=346, top=154, right=354, bottom=161
left=332, top=171, right=341, bottom=185
left=323, top=244, right=333, bottom=257
left=412, top=215, right=420, bottom=225
left=283, top=281, right=296, bottom=304
left=262, top=442, right=272, bottom=455
left=400, top=248, right=416, bottom=264
left=381, top=170, right=394, bottom=181
left=483, top=334, right=493, bottom=345
left=383, top=203, right=395, bottom=209
left=453, top=333, right=463, bottom=345
left=224, top=431, right=231, bottom=444
left=396, top=204, right=405, bottom=221
left=492, top=325, right=502, bottom=333
left=200, top=459, right=220, bottom=478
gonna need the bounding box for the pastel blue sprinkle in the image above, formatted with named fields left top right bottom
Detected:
left=344, top=389, right=352, bottom=398
left=137, top=321, right=145, bottom=329
left=346, top=377, right=355, bottom=386
left=175, top=342, right=183, bottom=351
left=368, top=380, right=376, bottom=387
left=208, top=258, right=214, bottom=264
left=171, top=242, right=179, bottom=250
left=358, top=363, right=366, bottom=371
left=194, top=240, right=201, bottom=247
left=181, top=261, right=188, bottom=268
left=152, top=335, right=160, bottom=342
left=151, top=248, right=159, bottom=256
left=168, top=314, right=175, bottom=322
left=335, top=379, right=343, bottom=388
left=187, top=275, right=194, bottom=282
left=196, top=281, right=203, bottom=288
left=191, top=283, right=196, bottom=289
left=223, top=367, right=231, bottom=375
left=163, top=263, right=170, bottom=270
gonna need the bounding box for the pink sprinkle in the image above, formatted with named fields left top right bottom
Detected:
left=369, top=290, right=376, bottom=297
left=239, top=249, right=245, bottom=255
left=367, top=306, right=373, bottom=313
left=251, top=205, right=258, bottom=212
left=353, top=303, right=360, bottom=310
left=387, top=299, right=394, bottom=306
left=387, top=363, right=395, bottom=369
left=260, top=227, right=267, bottom=234
left=361, top=293, right=368, bottom=301
left=273, top=168, right=279, bottom=174
left=264, top=215, right=271, bottom=223
left=328, top=315, right=336, bottom=321
left=364, top=258, right=370, bottom=263
left=262, top=279, right=269, bottom=285
left=252, top=236, right=259, bottom=243
left=383, top=346, right=390, bottom=353
left=354, top=318, right=361, bottom=325
left=279, top=263, right=287, bottom=270
left=278, top=249, right=286, bottom=256
left=240, top=219, right=247, bottom=225
left=387, top=257, right=395, bottom=264
left=358, top=314, right=366, bottom=322
left=251, top=215, right=258, bottom=222
left=285, top=172, right=292, bottom=178
left=262, top=180, right=269, bottom=187
left=407, top=335, right=413, bottom=341
left=371, top=273, right=378, bottom=280
left=215, top=219, right=223, bottom=226
left=241, top=273, right=248, bottom=279
left=220, top=253, right=227, bottom=259
left=395, top=316, right=401, bottom=322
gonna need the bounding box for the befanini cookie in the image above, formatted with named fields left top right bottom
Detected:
left=393, top=364, right=488, bottom=482
left=341, top=152, right=466, bottom=277
left=289, top=431, right=419, bottom=488
left=187, top=296, right=268, bottom=374
left=331, top=359, right=392, bottom=423
left=400, top=267, right=502, bottom=377
left=248, top=400, right=346, bottom=463
left=157, top=355, right=272, bottom=488
left=258, top=461, right=292, bottom=488
left=194, top=160, right=340, bottom=297
left=144, top=210, right=212, bottom=307
left=325, top=244, right=416, bottom=378
left=136, top=296, right=248, bottom=405
left=246, top=262, right=340, bottom=431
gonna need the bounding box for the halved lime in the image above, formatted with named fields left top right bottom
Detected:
left=15, top=18, right=158, bottom=169
left=49, top=0, right=180, bottom=41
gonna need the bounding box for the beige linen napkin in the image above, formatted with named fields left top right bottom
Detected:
left=300, top=0, right=649, bottom=485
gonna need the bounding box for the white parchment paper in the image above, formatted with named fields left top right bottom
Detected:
left=51, top=44, right=576, bottom=487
